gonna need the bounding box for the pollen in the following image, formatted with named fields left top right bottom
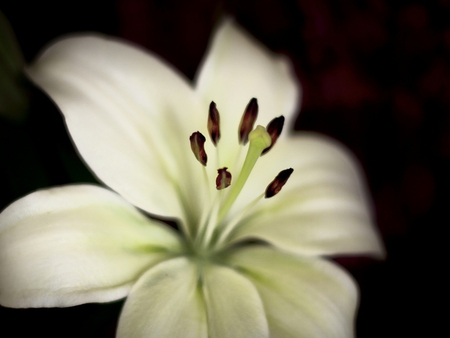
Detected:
left=208, top=101, right=221, bottom=146
left=262, top=116, right=285, bottom=155
left=216, top=167, right=232, bottom=190
left=238, top=98, right=258, bottom=145
left=265, top=168, right=294, bottom=198
left=189, top=131, right=208, bottom=166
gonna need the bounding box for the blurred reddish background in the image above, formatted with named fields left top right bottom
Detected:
left=1, top=0, right=446, bottom=336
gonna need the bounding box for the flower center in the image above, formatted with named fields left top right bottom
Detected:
left=188, top=98, right=292, bottom=257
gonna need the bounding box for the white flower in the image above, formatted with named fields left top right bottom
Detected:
left=0, top=19, right=385, bottom=337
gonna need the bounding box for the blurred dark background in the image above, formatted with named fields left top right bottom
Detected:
left=1, top=0, right=446, bottom=337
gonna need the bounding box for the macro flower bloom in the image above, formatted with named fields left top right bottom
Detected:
left=0, top=19, right=385, bottom=337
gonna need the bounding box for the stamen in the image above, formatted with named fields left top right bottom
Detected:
left=262, top=116, right=285, bottom=155
left=213, top=192, right=264, bottom=249
left=265, top=168, right=294, bottom=198
left=208, top=101, right=221, bottom=146
left=216, top=167, right=232, bottom=190
left=195, top=192, right=220, bottom=249
left=189, top=132, right=207, bottom=166
left=218, top=125, right=271, bottom=221
left=238, top=98, right=258, bottom=145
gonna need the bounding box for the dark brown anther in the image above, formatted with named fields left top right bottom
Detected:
left=265, top=168, right=293, bottom=198
left=262, top=116, right=285, bottom=155
left=208, top=101, right=221, bottom=146
left=216, top=167, right=232, bottom=190
left=190, top=132, right=207, bottom=166
left=238, top=98, right=258, bottom=145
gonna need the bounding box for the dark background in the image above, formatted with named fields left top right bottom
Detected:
left=1, top=0, right=446, bottom=336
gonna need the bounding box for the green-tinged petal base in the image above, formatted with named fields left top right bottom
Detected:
left=117, top=258, right=208, bottom=338
left=202, top=263, right=268, bottom=338
left=225, top=246, right=358, bottom=338
left=0, top=185, right=182, bottom=308
left=117, top=257, right=269, bottom=338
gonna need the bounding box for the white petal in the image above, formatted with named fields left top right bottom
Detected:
left=27, top=35, right=207, bottom=225
left=0, top=185, right=181, bottom=308
left=229, top=133, right=385, bottom=258
left=117, top=257, right=268, bottom=338
left=202, top=263, right=268, bottom=338
left=195, top=18, right=301, bottom=166
left=225, top=247, right=358, bottom=338
left=117, top=258, right=208, bottom=338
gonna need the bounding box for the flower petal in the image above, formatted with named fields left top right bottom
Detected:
left=0, top=185, right=181, bottom=308
left=117, top=257, right=268, bottom=338
left=116, top=258, right=207, bottom=338
left=27, top=35, right=207, bottom=224
left=229, top=133, right=385, bottom=258
left=202, top=263, right=269, bottom=338
left=225, top=246, right=358, bottom=338
left=195, top=18, right=301, bottom=165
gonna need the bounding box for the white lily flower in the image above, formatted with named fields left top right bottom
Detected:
left=0, top=19, right=385, bottom=337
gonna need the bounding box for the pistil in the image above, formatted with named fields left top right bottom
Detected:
left=217, top=125, right=271, bottom=222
